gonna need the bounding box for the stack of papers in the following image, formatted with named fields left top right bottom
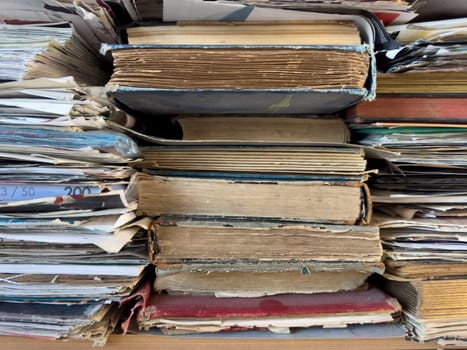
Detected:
left=354, top=125, right=467, bottom=280
left=0, top=0, right=120, bottom=51
left=0, top=0, right=121, bottom=85
left=379, top=18, right=467, bottom=73
left=351, top=131, right=467, bottom=345
left=0, top=22, right=109, bottom=85
left=349, top=13, right=467, bottom=342
left=376, top=16, right=467, bottom=93
left=0, top=77, right=148, bottom=345
left=0, top=302, right=120, bottom=341
left=161, top=0, right=417, bottom=25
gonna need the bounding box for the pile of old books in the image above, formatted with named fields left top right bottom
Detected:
left=125, top=118, right=402, bottom=334
left=6, top=0, right=467, bottom=347
left=346, top=15, right=467, bottom=347
left=109, top=17, right=402, bottom=336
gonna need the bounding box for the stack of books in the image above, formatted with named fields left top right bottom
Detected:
left=6, top=0, right=467, bottom=348
left=108, top=18, right=403, bottom=336
left=345, top=16, right=467, bottom=347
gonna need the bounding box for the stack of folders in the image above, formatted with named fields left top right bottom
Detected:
left=344, top=16, right=467, bottom=347
left=0, top=77, right=149, bottom=345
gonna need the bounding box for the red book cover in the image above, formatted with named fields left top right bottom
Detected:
left=120, top=281, right=401, bottom=334
left=121, top=280, right=399, bottom=327
left=344, top=96, right=467, bottom=123
left=147, top=288, right=400, bottom=319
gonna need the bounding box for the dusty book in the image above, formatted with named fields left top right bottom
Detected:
left=122, top=280, right=401, bottom=334
left=150, top=218, right=383, bottom=296
left=103, top=18, right=377, bottom=114
left=136, top=174, right=372, bottom=224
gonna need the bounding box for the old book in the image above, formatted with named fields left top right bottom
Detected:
left=104, top=19, right=376, bottom=114
left=126, top=21, right=362, bottom=46
left=137, top=145, right=368, bottom=178
left=125, top=280, right=401, bottom=334
left=107, top=46, right=369, bottom=90
left=150, top=218, right=382, bottom=296
left=384, top=259, right=467, bottom=280
left=384, top=279, right=467, bottom=320
left=154, top=269, right=374, bottom=297
left=376, top=72, right=467, bottom=94
left=344, top=96, right=467, bottom=124
left=137, top=175, right=371, bottom=224
left=176, top=115, right=350, bottom=143
left=384, top=278, right=467, bottom=344
left=152, top=219, right=382, bottom=264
